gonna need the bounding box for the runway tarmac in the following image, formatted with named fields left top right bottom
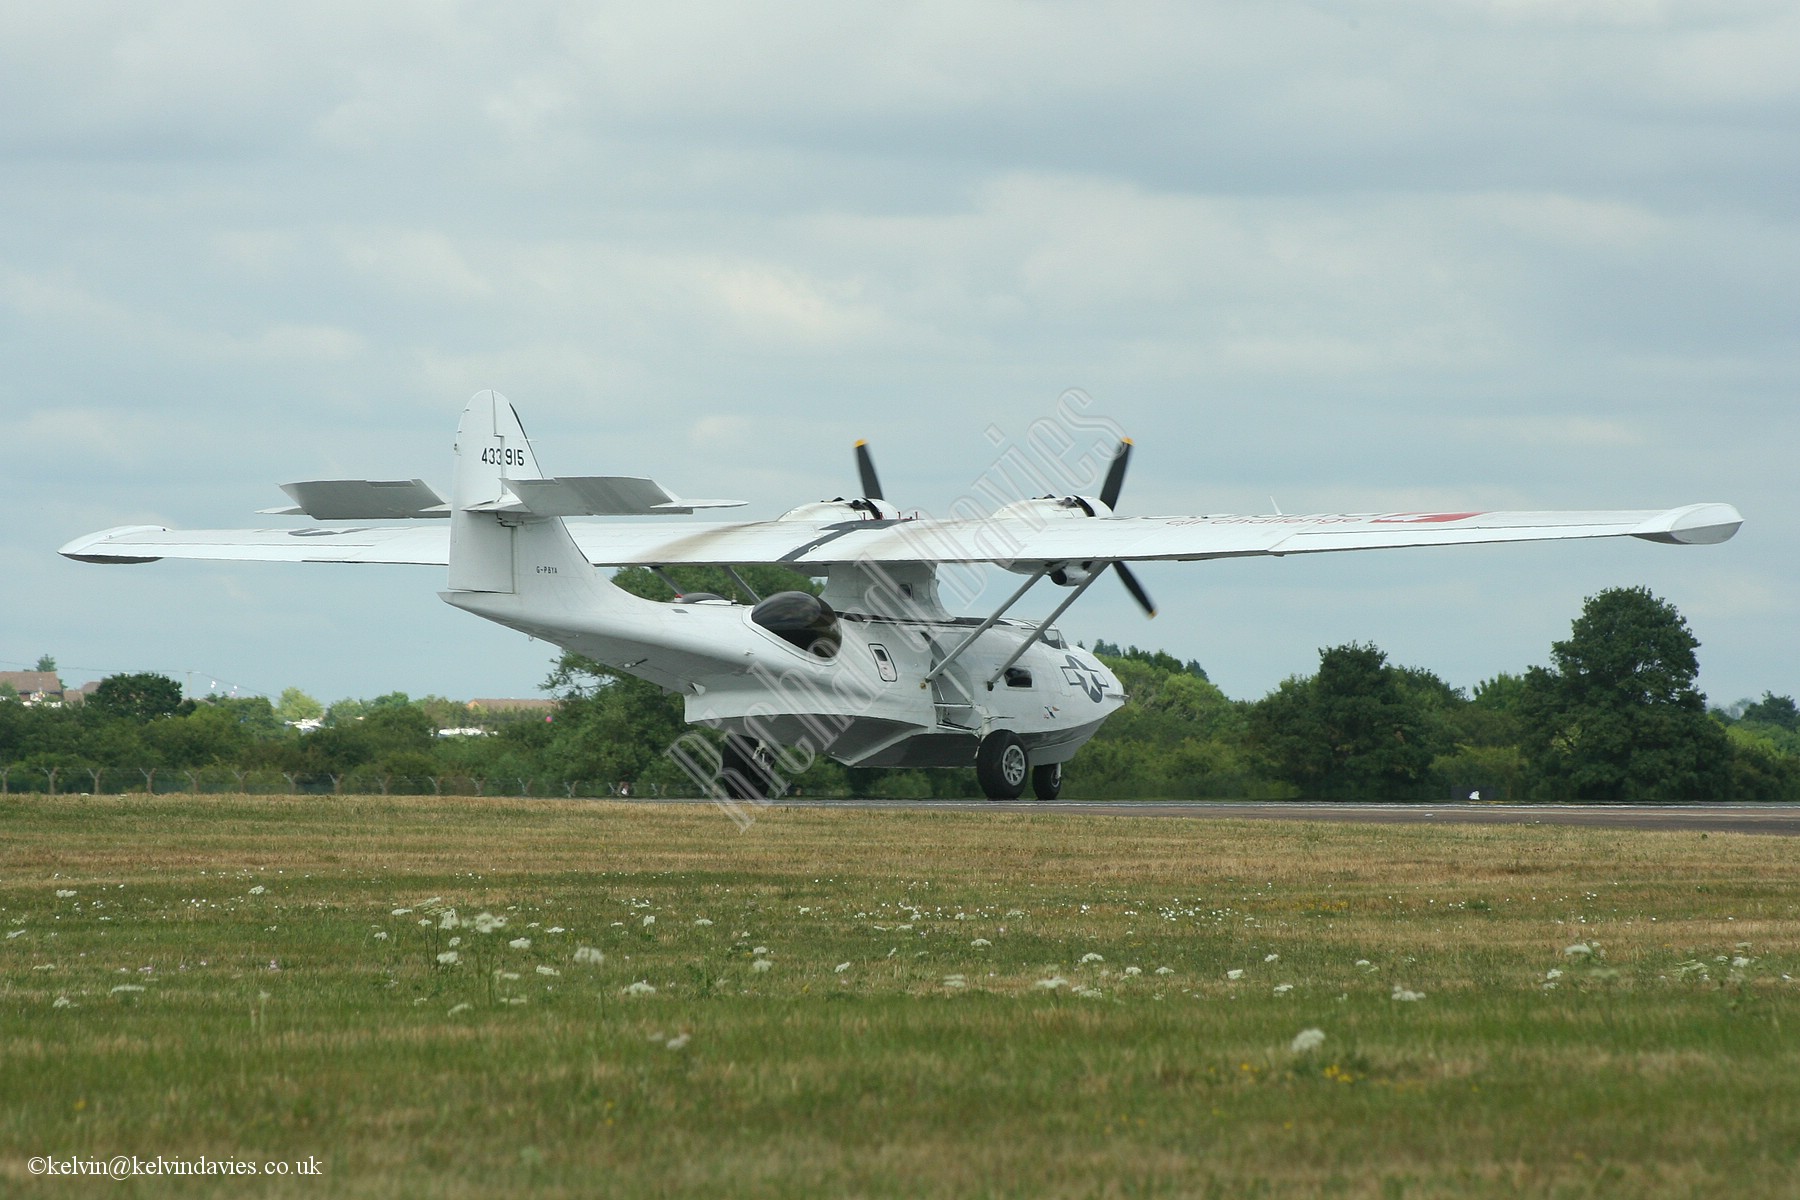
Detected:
left=720, top=798, right=1800, bottom=835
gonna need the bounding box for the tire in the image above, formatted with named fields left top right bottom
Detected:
left=720, top=735, right=780, bottom=802
left=976, top=730, right=1029, bottom=800
left=1031, top=761, right=1063, bottom=801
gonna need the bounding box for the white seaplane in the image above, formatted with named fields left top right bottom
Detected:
left=61, top=392, right=1741, bottom=804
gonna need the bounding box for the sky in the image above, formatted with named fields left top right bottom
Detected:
left=4, top=1, right=1796, bottom=709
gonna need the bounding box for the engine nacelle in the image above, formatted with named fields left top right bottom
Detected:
left=992, top=495, right=1115, bottom=521
left=777, top=498, right=901, bottom=522
left=1048, top=563, right=1099, bottom=587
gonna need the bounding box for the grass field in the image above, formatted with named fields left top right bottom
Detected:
left=2, top=794, right=1796, bottom=1198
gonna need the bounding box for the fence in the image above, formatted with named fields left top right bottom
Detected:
left=0, top=765, right=676, bottom=800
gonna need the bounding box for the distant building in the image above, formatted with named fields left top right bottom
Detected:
left=0, top=671, right=64, bottom=706
left=466, top=698, right=557, bottom=715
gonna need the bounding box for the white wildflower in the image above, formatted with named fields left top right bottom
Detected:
left=1732, top=956, right=1752, bottom=969
left=391, top=908, right=412, bottom=916
left=1274, top=983, right=1294, bottom=995
left=472, top=912, right=505, bottom=934
left=693, top=918, right=713, bottom=926
left=1154, top=966, right=1174, bottom=976
left=1391, top=986, right=1425, bottom=1002
left=943, top=975, right=968, bottom=989
left=1264, top=953, right=1280, bottom=963
left=1080, top=952, right=1105, bottom=964
left=1290, top=1028, right=1326, bottom=1054
left=834, top=962, right=851, bottom=973
left=372, top=931, right=389, bottom=941
left=436, top=951, right=460, bottom=965
left=752, top=958, right=773, bottom=973
left=448, top=1002, right=471, bottom=1016
left=438, top=911, right=459, bottom=930
left=55, top=890, right=76, bottom=898
left=1073, top=985, right=1103, bottom=998
left=110, top=984, right=145, bottom=994
left=447, top=936, right=461, bottom=947
left=642, top=915, right=655, bottom=927
left=1227, top=969, right=1245, bottom=981
left=498, top=972, right=520, bottom=981
left=248, top=886, right=266, bottom=896
left=509, top=937, right=532, bottom=951
left=536, top=965, right=560, bottom=977
left=574, top=946, right=605, bottom=965
left=971, top=938, right=992, bottom=948
left=1034, top=976, right=1069, bottom=990
left=753, top=946, right=769, bottom=956
left=1545, top=968, right=1564, bottom=981
left=505, top=996, right=527, bottom=1005
left=1124, top=966, right=1143, bottom=977
left=546, top=926, right=565, bottom=934
left=1005, top=909, right=1026, bottom=918
left=665, top=1033, right=690, bottom=1051
left=1563, top=943, right=1593, bottom=959
left=53, top=996, right=72, bottom=1008
left=1355, top=959, right=1373, bottom=969
left=624, top=981, right=657, bottom=996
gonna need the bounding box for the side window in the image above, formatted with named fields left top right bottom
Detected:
left=1004, top=667, right=1033, bottom=689
left=869, top=643, right=899, bottom=682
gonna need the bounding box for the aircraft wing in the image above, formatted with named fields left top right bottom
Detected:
left=60, top=503, right=1740, bottom=569
left=59, top=524, right=454, bottom=565
left=565, top=502, right=1743, bottom=566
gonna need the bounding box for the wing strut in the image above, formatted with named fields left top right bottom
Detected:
left=922, top=567, right=1049, bottom=687
left=982, top=566, right=1110, bottom=690
left=724, top=567, right=762, bottom=604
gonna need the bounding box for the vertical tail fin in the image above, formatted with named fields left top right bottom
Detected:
left=448, top=390, right=544, bottom=593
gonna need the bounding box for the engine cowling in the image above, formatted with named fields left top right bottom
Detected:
left=992, top=495, right=1114, bottom=521
left=777, top=498, right=901, bottom=522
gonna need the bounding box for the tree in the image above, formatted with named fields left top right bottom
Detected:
left=35, top=654, right=57, bottom=674
left=1518, top=587, right=1730, bottom=802
left=86, top=673, right=186, bottom=724
left=1248, top=643, right=1446, bottom=801
left=1740, top=692, right=1800, bottom=732
left=275, top=687, right=324, bottom=725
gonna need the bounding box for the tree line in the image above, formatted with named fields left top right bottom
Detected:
left=4, top=580, right=1794, bottom=802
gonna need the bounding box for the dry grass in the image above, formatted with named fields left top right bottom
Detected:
left=2, top=794, right=1797, bottom=1197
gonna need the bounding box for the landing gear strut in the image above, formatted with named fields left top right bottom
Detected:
left=976, top=730, right=1029, bottom=800
left=720, top=735, right=781, bottom=802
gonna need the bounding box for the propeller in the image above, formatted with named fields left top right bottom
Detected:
left=850, top=435, right=1157, bottom=617
left=1097, top=439, right=1156, bottom=618
left=854, top=440, right=884, bottom=502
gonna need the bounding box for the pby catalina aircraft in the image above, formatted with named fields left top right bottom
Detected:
left=62, top=391, right=1741, bottom=804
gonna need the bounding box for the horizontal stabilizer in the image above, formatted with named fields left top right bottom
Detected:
left=465, top=475, right=744, bottom=517
left=261, top=479, right=449, bottom=520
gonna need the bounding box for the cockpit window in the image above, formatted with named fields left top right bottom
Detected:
left=750, top=592, right=842, bottom=659
left=1004, top=667, right=1033, bottom=688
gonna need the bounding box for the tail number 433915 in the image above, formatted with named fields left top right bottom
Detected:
left=480, top=446, right=528, bottom=467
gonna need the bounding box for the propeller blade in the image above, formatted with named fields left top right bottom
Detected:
left=1099, top=439, right=1132, bottom=511
left=1113, top=561, right=1157, bottom=618
left=854, top=440, right=884, bottom=502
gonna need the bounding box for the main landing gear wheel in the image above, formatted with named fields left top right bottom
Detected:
left=976, top=730, right=1029, bottom=800
left=720, top=735, right=780, bottom=802
left=1031, top=762, right=1063, bottom=801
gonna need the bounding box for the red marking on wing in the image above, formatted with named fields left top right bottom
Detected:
left=1368, top=512, right=1485, bottom=524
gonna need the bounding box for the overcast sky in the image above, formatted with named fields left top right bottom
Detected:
left=5, top=1, right=1795, bottom=709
